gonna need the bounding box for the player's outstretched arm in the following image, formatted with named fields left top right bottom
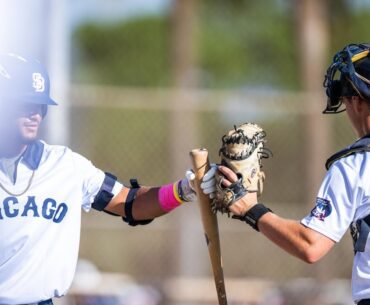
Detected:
left=105, top=186, right=168, bottom=219
left=206, top=165, right=335, bottom=263
left=257, top=213, right=335, bottom=263
left=104, top=171, right=197, bottom=223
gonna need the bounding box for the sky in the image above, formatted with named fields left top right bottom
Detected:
left=0, top=0, right=171, bottom=60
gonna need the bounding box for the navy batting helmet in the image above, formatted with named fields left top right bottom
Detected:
left=0, top=53, right=57, bottom=116
left=323, top=43, right=370, bottom=114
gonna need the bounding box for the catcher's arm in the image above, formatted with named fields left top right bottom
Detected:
left=218, top=165, right=334, bottom=263
left=258, top=213, right=335, bottom=263
left=213, top=123, right=334, bottom=262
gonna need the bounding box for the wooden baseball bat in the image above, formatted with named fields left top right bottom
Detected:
left=189, top=148, right=228, bottom=305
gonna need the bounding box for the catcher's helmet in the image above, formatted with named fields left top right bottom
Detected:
left=0, top=53, right=57, bottom=116
left=323, top=43, right=370, bottom=114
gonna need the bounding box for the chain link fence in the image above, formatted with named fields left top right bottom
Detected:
left=48, top=1, right=370, bottom=304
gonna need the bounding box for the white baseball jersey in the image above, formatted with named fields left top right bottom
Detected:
left=0, top=140, right=123, bottom=304
left=301, top=149, right=370, bottom=302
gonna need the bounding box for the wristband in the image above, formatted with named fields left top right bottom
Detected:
left=234, top=203, right=272, bottom=231
left=158, top=182, right=183, bottom=212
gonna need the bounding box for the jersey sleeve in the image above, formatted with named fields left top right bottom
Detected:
left=71, top=152, right=123, bottom=211
left=301, top=158, right=362, bottom=242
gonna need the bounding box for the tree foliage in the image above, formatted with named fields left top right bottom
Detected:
left=73, top=17, right=172, bottom=87
left=72, top=0, right=370, bottom=90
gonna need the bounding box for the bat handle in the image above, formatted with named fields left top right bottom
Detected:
left=190, top=148, right=210, bottom=184
left=190, top=148, right=228, bottom=305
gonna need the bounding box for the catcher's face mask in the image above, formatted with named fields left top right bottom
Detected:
left=323, top=43, right=370, bottom=114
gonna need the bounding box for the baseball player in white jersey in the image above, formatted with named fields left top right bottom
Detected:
left=200, top=43, right=370, bottom=304
left=0, top=53, right=204, bottom=305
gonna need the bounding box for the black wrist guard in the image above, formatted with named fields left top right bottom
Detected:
left=233, top=203, right=272, bottom=231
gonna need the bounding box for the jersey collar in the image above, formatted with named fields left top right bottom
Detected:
left=21, top=140, right=44, bottom=170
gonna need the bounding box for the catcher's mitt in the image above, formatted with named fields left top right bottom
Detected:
left=212, top=122, right=271, bottom=214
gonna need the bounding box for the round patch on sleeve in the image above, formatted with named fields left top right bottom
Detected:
left=310, top=197, right=332, bottom=221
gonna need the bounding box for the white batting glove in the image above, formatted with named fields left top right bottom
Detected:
left=178, top=170, right=197, bottom=202
left=179, top=164, right=218, bottom=201
left=200, top=163, right=217, bottom=199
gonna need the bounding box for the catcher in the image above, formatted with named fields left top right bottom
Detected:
left=201, top=43, right=370, bottom=305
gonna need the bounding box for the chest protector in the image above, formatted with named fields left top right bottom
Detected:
left=325, top=135, right=370, bottom=253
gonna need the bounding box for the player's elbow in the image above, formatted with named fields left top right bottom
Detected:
left=300, top=248, right=324, bottom=264
left=301, top=254, right=320, bottom=264
left=296, top=227, right=334, bottom=264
